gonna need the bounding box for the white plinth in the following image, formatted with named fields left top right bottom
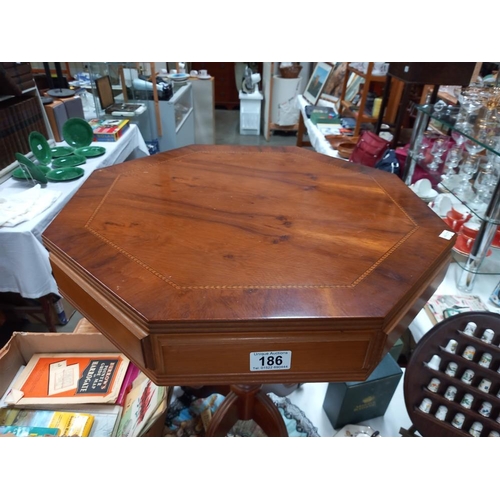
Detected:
left=239, top=90, right=263, bottom=136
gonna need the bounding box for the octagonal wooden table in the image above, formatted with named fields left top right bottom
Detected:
left=42, top=145, right=456, bottom=436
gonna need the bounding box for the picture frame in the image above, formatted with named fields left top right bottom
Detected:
left=303, top=62, right=334, bottom=105
left=322, top=63, right=344, bottom=97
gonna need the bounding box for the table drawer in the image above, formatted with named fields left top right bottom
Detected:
left=147, top=330, right=384, bottom=386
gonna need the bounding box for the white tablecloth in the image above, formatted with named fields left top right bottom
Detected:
left=408, top=260, right=500, bottom=344
left=0, top=124, right=149, bottom=299
left=287, top=368, right=413, bottom=437
left=296, top=95, right=341, bottom=159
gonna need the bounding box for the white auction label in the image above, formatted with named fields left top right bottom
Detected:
left=250, top=351, right=292, bottom=371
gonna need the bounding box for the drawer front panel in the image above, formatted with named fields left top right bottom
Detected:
left=151, top=330, right=383, bottom=385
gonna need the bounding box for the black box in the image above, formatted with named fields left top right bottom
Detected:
left=387, top=62, right=476, bottom=86
left=322, top=353, right=403, bottom=429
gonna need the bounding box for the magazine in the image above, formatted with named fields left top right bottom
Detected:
left=7, top=353, right=129, bottom=406
left=424, top=294, right=489, bottom=325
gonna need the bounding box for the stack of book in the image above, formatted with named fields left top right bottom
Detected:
left=0, top=352, right=169, bottom=437
left=0, top=62, right=35, bottom=95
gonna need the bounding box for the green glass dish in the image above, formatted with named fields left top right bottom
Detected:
left=52, top=154, right=86, bottom=169
left=50, top=146, right=75, bottom=158
left=46, top=167, right=85, bottom=182
left=14, top=153, right=48, bottom=184
left=29, top=131, right=52, bottom=165
left=12, top=164, right=51, bottom=180
left=75, top=145, right=106, bottom=158
left=62, top=117, right=93, bottom=148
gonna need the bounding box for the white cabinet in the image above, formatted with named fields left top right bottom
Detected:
left=132, top=82, right=195, bottom=153
left=86, top=63, right=195, bottom=153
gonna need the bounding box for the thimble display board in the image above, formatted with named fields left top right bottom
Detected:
left=404, top=312, right=500, bottom=437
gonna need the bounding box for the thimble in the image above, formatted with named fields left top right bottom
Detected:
left=427, top=378, right=441, bottom=393
left=435, top=405, right=448, bottom=421
left=445, top=339, right=458, bottom=353
left=419, top=398, right=432, bottom=413
left=478, top=378, right=492, bottom=393
left=460, top=393, right=474, bottom=409
left=462, top=322, right=477, bottom=336
left=478, top=401, right=492, bottom=417
left=489, top=431, right=500, bottom=437
left=462, top=345, right=476, bottom=361
left=469, top=421, right=483, bottom=437
left=481, top=328, right=495, bottom=344
left=478, top=352, right=492, bottom=368
left=461, top=369, right=475, bottom=384
left=445, top=362, right=458, bottom=377
left=451, top=412, right=465, bottom=429
left=427, top=354, right=442, bottom=371
left=444, top=385, right=457, bottom=401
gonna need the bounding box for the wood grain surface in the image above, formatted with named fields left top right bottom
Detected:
left=43, top=146, right=455, bottom=385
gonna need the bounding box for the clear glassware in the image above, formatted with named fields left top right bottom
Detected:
left=483, top=87, right=500, bottom=134
left=413, top=131, right=435, bottom=162
left=470, top=159, right=495, bottom=207
left=485, top=135, right=500, bottom=160
left=464, top=119, right=489, bottom=155
left=451, top=122, right=473, bottom=147
left=454, top=85, right=487, bottom=124
left=441, top=146, right=463, bottom=180
left=452, top=155, right=479, bottom=200
left=428, top=137, right=448, bottom=171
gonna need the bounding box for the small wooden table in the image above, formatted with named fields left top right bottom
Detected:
left=42, top=145, right=455, bottom=436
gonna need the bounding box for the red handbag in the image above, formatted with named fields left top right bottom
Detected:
left=349, top=131, right=390, bottom=168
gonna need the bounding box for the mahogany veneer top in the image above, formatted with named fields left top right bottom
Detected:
left=43, top=146, right=455, bottom=331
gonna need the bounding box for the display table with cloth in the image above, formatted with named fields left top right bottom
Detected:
left=42, top=145, right=455, bottom=436
left=0, top=124, right=148, bottom=328
left=408, top=260, right=500, bottom=344
left=296, top=95, right=341, bottom=157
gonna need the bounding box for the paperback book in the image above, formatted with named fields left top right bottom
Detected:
left=424, top=294, right=489, bottom=325
left=115, top=373, right=167, bottom=437
left=54, top=404, right=123, bottom=437
left=0, top=407, right=94, bottom=437
left=6, top=352, right=130, bottom=406
left=0, top=425, right=60, bottom=437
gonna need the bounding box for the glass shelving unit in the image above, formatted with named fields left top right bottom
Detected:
left=403, top=103, right=500, bottom=292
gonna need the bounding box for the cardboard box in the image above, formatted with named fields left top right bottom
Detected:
left=43, top=100, right=68, bottom=142
left=389, top=338, right=403, bottom=362
left=89, top=118, right=130, bottom=142
left=0, top=330, right=168, bottom=437
left=322, top=353, right=403, bottom=429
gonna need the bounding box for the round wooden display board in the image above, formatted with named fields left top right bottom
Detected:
left=404, top=312, right=500, bottom=437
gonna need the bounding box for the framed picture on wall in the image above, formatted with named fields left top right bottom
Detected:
left=303, top=62, right=334, bottom=105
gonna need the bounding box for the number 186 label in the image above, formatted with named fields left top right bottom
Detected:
left=250, top=351, right=292, bottom=371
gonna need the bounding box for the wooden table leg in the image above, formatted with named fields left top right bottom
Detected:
left=203, top=384, right=288, bottom=437
left=39, top=294, right=57, bottom=332
left=296, top=113, right=311, bottom=148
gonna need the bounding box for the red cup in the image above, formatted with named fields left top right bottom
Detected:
left=461, top=222, right=480, bottom=239
left=445, top=210, right=466, bottom=232
left=492, top=228, right=500, bottom=248
left=450, top=206, right=471, bottom=221
left=455, top=232, right=475, bottom=254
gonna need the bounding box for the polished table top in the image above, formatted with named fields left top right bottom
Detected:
left=42, top=146, right=455, bottom=386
